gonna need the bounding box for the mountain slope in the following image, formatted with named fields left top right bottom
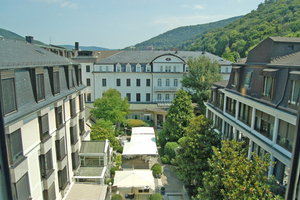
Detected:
left=188, top=0, right=300, bottom=58
left=128, top=16, right=243, bottom=50
left=60, top=45, right=112, bottom=51
left=0, top=28, right=46, bottom=45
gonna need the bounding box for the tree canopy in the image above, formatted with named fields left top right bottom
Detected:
left=196, top=140, right=283, bottom=200
left=181, top=56, right=222, bottom=115
left=158, top=90, right=194, bottom=148
left=172, top=115, right=221, bottom=189
left=92, top=88, right=130, bottom=124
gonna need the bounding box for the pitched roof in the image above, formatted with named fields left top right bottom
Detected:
left=96, top=50, right=232, bottom=65
left=0, top=38, right=79, bottom=69
left=270, top=37, right=300, bottom=43
left=80, top=141, right=106, bottom=154
left=269, top=51, right=300, bottom=66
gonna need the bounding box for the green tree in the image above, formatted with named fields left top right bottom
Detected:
left=158, top=90, right=194, bottom=147
left=90, top=119, right=119, bottom=149
left=150, top=193, right=163, bottom=200
left=181, top=56, right=222, bottom=114
left=172, top=115, right=221, bottom=189
left=92, top=88, right=130, bottom=124
left=196, top=140, right=283, bottom=200
left=164, top=142, right=179, bottom=162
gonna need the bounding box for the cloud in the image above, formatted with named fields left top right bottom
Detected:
left=153, top=14, right=230, bottom=30
left=193, top=4, right=205, bottom=10
left=60, top=1, right=79, bottom=8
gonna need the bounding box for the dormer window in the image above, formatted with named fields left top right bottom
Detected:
left=136, top=66, right=141, bottom=72
left=289, top=80, right=300, bottom=106
left=1, top=70, right=17, bottom=115
left=232, top=72, right=239, bottom=89
left=244, top=71, right=253, bottom=89
left=30, top=68, right=45, bottom=102
left=146, top=65, right=151, bottom=72
left=126, top=64, right=131, bottom=72
left=262, top=76, right=274, bottom=99
left=49, top=67, right=60, bottom=95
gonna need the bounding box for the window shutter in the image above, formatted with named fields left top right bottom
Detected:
left=2, top=78, right=17, bottom=114
left=10, top=129, right=22, bottom=162
left=41, top=114, right=49, bottom=134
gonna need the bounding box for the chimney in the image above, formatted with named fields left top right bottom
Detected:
left=26, top=36, right=34, bottom=43
left=75, top=42, right=79, bottom=50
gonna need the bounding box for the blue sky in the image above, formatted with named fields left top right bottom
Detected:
left=1, top=0, right=263, bottom=49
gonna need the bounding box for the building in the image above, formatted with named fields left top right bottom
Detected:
left=206, top=37, right=300, bottom=195
left=0, top=37, right=87, bottom=200
left=79, top=50, right=231, bottom=128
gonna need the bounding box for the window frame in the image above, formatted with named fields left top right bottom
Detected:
left=56, top=137, right=66, bottom=161
left=126, top=79, right=131, bottom=87
left=7, top=129, right=23, bottom=166
left=158, top=79, right=162, bottom=87
left=136, top=79, right=141, bottom=87
left=146, top=93, right=150, bottom=102
left=136, top=93, right=141, bottom=102
left=1, top=71, right=17, bottom=115
left=86, top=65, right=90, bottom=72
left=146, top=79, right=150, bottom=87
left=262, top=76, right=275, bottom=100
left=126, top=93, right=131, bottom=102
left=70, top=98, right=76, bottom=118
left=86, top=78, right=91, bottom=86
left=70, top=125, right=78, bottom=145
left=116, top=79, right=121, bottom=87
left=86, top=93, right=91, bottom=102
left=58, top=167, right=68, bottom=190
left=39, top=149, right=53, bottom=178
left=55, top=106, right=63, bottom=129
left=39, top=114, right=50, bottom=142
left=102, top=78, right=107, bottom=87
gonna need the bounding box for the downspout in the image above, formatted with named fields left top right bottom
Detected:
left=62, top=97, right=71, bottom=189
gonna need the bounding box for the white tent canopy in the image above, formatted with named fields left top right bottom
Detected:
left=132, top=127, right=155, bottom=135
left=113, top=170, right=155, bottom=189
left=122, top=127, right=158, bottom=155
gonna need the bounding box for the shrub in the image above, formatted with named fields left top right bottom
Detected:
left=113, top=155, right=122, bottom=168
left=111, top=167, right=119, bottom=176
left=164, top=142, right=179, bottom=160
left=124, top=119, right=144, bottom=128
left=117, top=146, right=123, bottom=153
left=158, top=148, right=164, bottom=157
left=151, top=163, right=162, bottom=177
left=107, top=178, right=114, bottom=185
left=150, top=193, right=163, bottom=200
left=161, top=155, right=169, bottom=164
left=111, top=194, right=123, bottom=200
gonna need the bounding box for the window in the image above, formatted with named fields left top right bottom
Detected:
left=169, top=66, right=171, bottom=72
left=86, top=78, right=90, bottom=86
left=58, top=167, right=68, bottom=190
left=131, top=114, right=141, bottom=120
left=1, top=71, right=17, bottom=115
left=70, top=98, right=76, bottom=118
left=79, top=94, right=84, bottom=111
left=55, top=106, right=63, bottom=129
left=86, top=65, right=90, bottom=72
left=224, top=122, right=234, bottom=140
left=49, top=67, right=60, bottom=95
left=116, top=66, right=121, bottom=72
left=116, top=79, right=121, bottom=86
left=226, top=97, right=236, bottom=116
left=70, top=125, right=78, bottom=145
left=126, top=65, right=131, bottom=72
left=39, top=114, right=49, bottom=141
left=173, top=94, right=176, bottom=99
left=136, top=79, right=140, bottom=87
left=288, top=45, right=294, bottom=50
left=72, top=150, right=79, bottom=170
left=12, top=173, right=31, bottom=200
left=68, top=68, right=74, bottom=89
left=146, top=93, right=150, bottom=101
left=186, top=66, right=189, bottom=72
left=277, top=120, right=296, bottom=152
left=157, top=94, right=161, bottom=101
left=158, top=79, right=162, bottom=86
left=244, top=72, right=253, bottom=88
left=36, top=73, right=45, bottom=102
left=136, top=66, right=141, bottom=72
left=146, top=79, right=150, bottom=87
left=238, top=103, right=253, bottom=126
left=273, top=158, right=290, bottom=185
left=289, top=80, right=300, bottom=106
left=165, top=94, right=169, bottom=100
left=43, top=183, right=55, bottom=200
left=106, top=66, right=108, bottom=72
left=102, top=79, right=106, bottom=87
left=136, top=93, right=141, bottom=102
left=165, top=66, right=168, bottom=72
left=126, top=93, right=131, bottom=102
left=79, top=118, right=85, bottom=135
left=255, top=110, right=275, bottom=140
left=86, top=93, right=91, bottom=102
left=143, top=114, right=153, bottom=121
left=75, top=66, right=82, bottom=86
left=262, top=76, right=274, bottom=99
left=174, top=79, right=178, bottom=87
left=217, top=92, right=224, bottom=110
left=232, top=72, right=239, bottom=89
left=146, top=66, right=151, bottom=72
left=166, top=79, right=170, bottom=87
left=39, top=149, right=53, bottom=178
left=7, top=129, right=23, bottom=165
left=56, top=137, right=66, bottom=160
left=173, top=66, right=176, bottom=72
left=160, top=66, right=163, bottom=72
left=215, top=115, right=223, bottom=131
left=127, top=79, right=131, bottom=86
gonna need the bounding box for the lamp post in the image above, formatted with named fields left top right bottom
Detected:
left=109, top=182, right=112, bottom=200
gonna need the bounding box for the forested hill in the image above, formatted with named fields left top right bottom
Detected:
left=126, top=16, right=243, bottom=51
left=0, top=28, right=46, bottom=45
left=188, top=0, right=300, bottom=59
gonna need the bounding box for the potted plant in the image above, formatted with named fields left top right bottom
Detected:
left=160, top=187, right=165, bottom=195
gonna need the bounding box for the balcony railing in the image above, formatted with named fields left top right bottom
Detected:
left=154, top=86, right=180, bottom=91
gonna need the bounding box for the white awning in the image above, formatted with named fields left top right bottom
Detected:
left=113, top=170, right=155, bottom=189
left=132, top=127, right=155, bottom=135
left=122, top=142, right=157, bottom=155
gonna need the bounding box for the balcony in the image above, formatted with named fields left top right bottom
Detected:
left=154, top=86, right=180, bottom=92
left=10, top=156, right=28, bottom=183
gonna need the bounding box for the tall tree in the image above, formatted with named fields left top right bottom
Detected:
left=196, top=140, right=283, bottom=200
left=92, top=88, right=130, bottom=124
left=172, top=115, right=221, bottom=189
left=158, top=90, right=194, bottom=147
left=181, top=56, right=222, bottom=114
left=90, top=119, right=119, bottom=149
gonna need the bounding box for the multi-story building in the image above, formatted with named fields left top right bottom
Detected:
left=0, top=37, right=87, bottom=200
left=80, top=50, right=231, bottom=128
left=206, top=37, right=300, bottom=195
